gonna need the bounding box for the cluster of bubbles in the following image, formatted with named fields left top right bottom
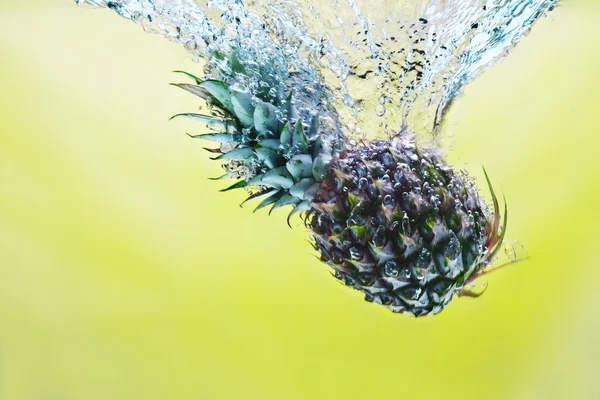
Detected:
left=75, top=0, right=558, bottom=140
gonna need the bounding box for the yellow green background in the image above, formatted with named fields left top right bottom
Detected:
left=1, top=1, right=598, bottom=399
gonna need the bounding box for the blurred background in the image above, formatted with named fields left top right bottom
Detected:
left=0, top=1, right=599, bottom=399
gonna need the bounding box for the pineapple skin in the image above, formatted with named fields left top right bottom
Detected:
left=309, top=136, right=493, bottom=316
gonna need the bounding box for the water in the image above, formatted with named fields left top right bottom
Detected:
left=74, top=0, right=558, bottom=140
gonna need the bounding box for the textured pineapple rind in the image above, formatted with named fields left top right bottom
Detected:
left=307, top=135, right=494, bottom=317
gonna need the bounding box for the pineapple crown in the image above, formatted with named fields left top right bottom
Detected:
left=170, top=70, right=341, bottom=225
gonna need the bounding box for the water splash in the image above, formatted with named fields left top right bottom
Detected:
left=74, top=0, right=558, bottom=139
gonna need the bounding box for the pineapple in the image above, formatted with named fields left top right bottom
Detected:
left=171, top=62, right=506, bottom=317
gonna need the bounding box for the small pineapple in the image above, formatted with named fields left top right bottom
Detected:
left=171, top=62, right=506, bottom=317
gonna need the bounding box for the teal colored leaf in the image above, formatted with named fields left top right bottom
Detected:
left=231, top=91, right=255, bottom=128
left=289, top=178, right=314, bottom=200
left=283, top=90, right=297, bottom=122
left=170, top=83, right=212, bottom=101
left=292, top=119, right=309, bottom=153
left=258, top=139, right=281, bottom=150
left=240, top=188, right=277, bottom=207
left=213, top=147, right=255, bottom=161
left=199, top=80, right=234, bottom=114
left=254, top=102, right=279, bottom=139
left=287, top=200, right=311, bottom=227
left=186, top=132, right=237, bottom=144
left=307, top=114, right=320, bottom=139
left=209, top=173, right=237, bottom=181
left=172, top=70, right=202, bottom=84
left=203, top=147, right=223, bottom=154
left=312, top=134, right=333, bottom=158
left=170, top=114, right=231, bottom=133
left=279, top=122, right=292, bottom=147
left=303, top=182, right=320, bottom=201
left=269, top=194, right=300, bottom=215
left=220, top=180, right=247, bottom=192
left=254, top=190, right=283, bottom=213
left=286, top=154, right=313, bottom=180
left=231, top=50, right=248, bottom=75
left=262, top=166, right=294, bottom=189
left=246, top=173, right=265, bottom=187
left=255, top=147, right=285, bottom=169
left=312, top=155, right=331, bottom=181
left=170, top=113, right=222, bottom=124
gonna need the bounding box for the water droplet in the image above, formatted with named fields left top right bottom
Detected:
left=371, top=225, right=387, bottom=247
left=401, top=213, right=411, bottom=234
left=383, top=194, right=395, bottom=208
left=349, top=246, right=363, bottom=260
left=384, top=261, right=399, bottom=277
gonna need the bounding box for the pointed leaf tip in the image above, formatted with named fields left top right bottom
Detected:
left=220, top=180, right=247, bottom=192
left=172, top=70, right=202, bottom=84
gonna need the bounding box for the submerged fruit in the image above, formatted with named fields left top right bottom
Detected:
left=172, top=66, right=506, bottom=317
left=308, top=137, right=504, bottom=316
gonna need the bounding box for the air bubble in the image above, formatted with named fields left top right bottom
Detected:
left=349, top=247, right=363, bottom=260
left=384, top=261, right=399, bottom=277
left=358, top=177, right=368, bottom=189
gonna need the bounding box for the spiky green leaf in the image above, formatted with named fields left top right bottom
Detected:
left=231, top=90, right=255, bottom=128
left=483, top=167, right=500, bottom=240
left=240, top=188, right=277, bottom=207
left=286, top=154, right=313, bottom=180
left=213, top=147, right=255, bottom=161
left=283, top=90, right=297, bottom=122
left=199, top=80, right=234, bottom=114
left=287, top=200, right=311, bottom=227
left=172, top=70, right=202, bottom=84
left=186, top=132, right=238, bottom=144
left=170, top=83, right=212, bottom=100
left=254, top=102, right=279, bottom=139
left=254, top=190, right=283, bottom=212
left=262, top=166, right=294, bottom=189
left=246, top=173, right=265, bottom=187
left=312, top=155, right=330, bottom=182
left=279, top=122, right=292, bottom=147
left=220, top=180, right=247, bottom=192
left=258, top=139, right=281, bottom=150
left=170, top=113, right=222, bottom=124
left=270, top=194, right=301, bottom=215
left=303, top=183, right=320, bottom=201
left=349, top=225, right=368, bottom=241
left=255, top=147, right=285, bottom=169
left=209, top=173, right=237, bottom=181
left=292, top=119, right=309, bottom=153
left=312, top=134, right=333, bottom=158
left=231, top=50, right=248, bottom=75
left=307, top=114, right=320, bottom=139
left=171, top=113, right=231, bottom=133
left=289, top=178, right=314, bottom=200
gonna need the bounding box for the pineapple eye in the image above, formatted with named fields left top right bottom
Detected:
left=357, top=272, right=376, bottom=286
left=371, top=225, right=387, bottom=248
